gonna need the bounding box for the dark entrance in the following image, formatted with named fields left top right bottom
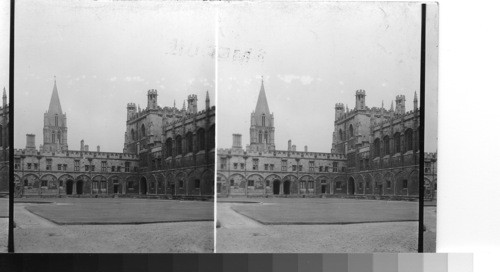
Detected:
left=140, top=177, right=147, bottom=195
left=273, top=180, right=280, bottom=195
left=113, top=183, right=119, bottom=194
left=66, top=180, right=73, bottom=195
left=283, top=180, right=290, bottom=195
left=171, top=185, right=175, bottom=195
left=76, top=180, right=83, bottom=195
left=348, top=177, right=355, bottom=195
left=321, top=184, right=327, bottom=194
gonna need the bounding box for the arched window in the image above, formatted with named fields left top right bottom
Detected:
left=57, top=131, right=61, bottom=143
left=349, top=124, right=354, bottom=138
left=165, top=138, right=173, bottom=157
left=339, top=129, right=343, bottom=141
left=394, top=132, right=401, bottom=153
left=373, top=138, right=381, bottom=157
left=52, top=132, right=55, bottom=143
left=131, top=129, right=135, bottom=141
left=176, top=135, right=183, bottom=155
left=208, top=125, right=215, bottom=150
left=55, top=115, right=58, bottom=126
left=262, top=115, right=266, bottom=126
left=259, top=131, right=263, bottom=143
left=141, top=124, right=146, bottom=138
left=406, top=129, right=413, bottom=151
left=186, top=132, right=193, bottom=153
left=264, top=131, right=268, bottom=144
left=383, top=136, right=390, bottom=156
left=197, top=128, right=205, bottom=150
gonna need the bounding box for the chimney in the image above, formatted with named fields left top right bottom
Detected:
left=84, top=145, right=89, bottom=152
left=304, top=145, right=308, bottom=152
left=232, top=134, right=242, bottom=149
left=80, top=140, right=85, bottom=151
left=97, top=145, right=100, bottom=152
left=288, top=140, right=292, bottom=151
left=26, top=134, right=36, bottom=150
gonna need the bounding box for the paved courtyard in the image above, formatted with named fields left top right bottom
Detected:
left=217, top=197, right=420, bottom=253
left=14, top=198, right=214, bottom=253
left=0, top=198, right=8, bottom=253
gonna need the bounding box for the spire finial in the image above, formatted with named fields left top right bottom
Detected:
left=206, top=90, right=209, bottom=101
left=414, top=91, right=418, bottom=101
left=381, top=100, right=384, bottom=109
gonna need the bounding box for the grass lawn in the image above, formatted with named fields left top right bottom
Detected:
left=24, top=198, right=213, bottom=225
left=230, top=198, right=418, bottom=225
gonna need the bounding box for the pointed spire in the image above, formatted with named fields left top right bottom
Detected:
left=182, top=100, right=186, bottom=111
left=205, top=90, right=210, bottom=109
left=48, top=76, right=63, bottom=115
left=206, top=90, right=210, bottom=101
left=414, top=91, right=418, bottom=102
left=2, top=86, right=6, bottom=106
left=2, top=87, right=6, bottom=97
left=381, top=100, right=384, bottom=109
left=254, top=76, right=270, bottom=115
left=390, top=101, right=394, bottom=111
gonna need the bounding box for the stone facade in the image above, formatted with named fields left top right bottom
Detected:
left=218, top=82, right=426, bottom=200
left=14, top=79, right=215, bottom=198
left=0, top=88, right=9, bottom=195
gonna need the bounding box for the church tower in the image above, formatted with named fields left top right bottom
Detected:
left=248, top=77, right=275, bottom=152
left=43, top=77, right=68, bottom=152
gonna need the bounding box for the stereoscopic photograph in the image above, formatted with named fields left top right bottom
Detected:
left=216, top=2, right=438, bottom=253
left=12, top=0, right=215, bottom=252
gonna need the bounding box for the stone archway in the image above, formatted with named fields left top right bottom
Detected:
left=273, top=180, right=280, bottom=195
left=76, top=180, right=83, bottom=195
left=283, top=180, right=291, bottom=195
left=348, top=177, right=355, bottom=195
left=66, top=180, right=74, bottom=195
left=140, top=177, right=147, bottom=195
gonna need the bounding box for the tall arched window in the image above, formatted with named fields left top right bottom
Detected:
left=55, top=115, right=58, bottom=126
left=131, top=129, right=135, bottom=141
left=349, top=124, right=354, bottom=138
left=141, top=124, right=146, bottom=138
left=208, top=125, right=215, bottom=150
left=264, top=131, right=268, bottom=144
left=383, top=136, right=390, bottom=156
left=259, top=131, right=263, bottom=143
left=373, top=138, right=381, bottom=157
left=186, top=132, right=193, bottom=153
left=262, top=115, right=266, bottom=126
left=176, top=135, right=183, bottom=155
left=197, top=128, right=205, bottom=150
left=394, top=132, right=401, bottom=153
left=406, top=129, right=413, bottom=151
left=52, top=132, right=55, bottom=143
left=165, top=138, right=173, bottom=157
left=57, top=131, right=61, bottom=143
left=339, top=129, right=343, bottom=141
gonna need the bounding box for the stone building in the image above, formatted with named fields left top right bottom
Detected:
left=217, top=80, right=425, bottom=200
left=0, top=88, right=9, bottom=196
left=14, top=78, right=215, bottom=198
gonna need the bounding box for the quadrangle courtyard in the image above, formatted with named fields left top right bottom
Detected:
left=12, top=198, right=214, bottom=253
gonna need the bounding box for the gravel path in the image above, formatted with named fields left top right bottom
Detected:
left=216, top=203, right=418, bottom=253
left=14, top=204, right=213, bottom=253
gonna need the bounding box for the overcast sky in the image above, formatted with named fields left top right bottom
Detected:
left=217, top=2, right=438, bottom=152
left=14, top=0, right=215, bottom=152
left=0, top=0, right=9, bottom=94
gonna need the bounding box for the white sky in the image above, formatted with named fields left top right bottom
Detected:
left=217, top=2, right=438, bottom=153
left=0, top=0, right=9, bottom=94
left=14, top=0, right=215, bottom=152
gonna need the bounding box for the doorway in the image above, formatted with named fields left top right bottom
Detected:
left=76, top=180, right=83, bottom=195
left=348, top=177, right=355, bottom=195
left=283, top=180, right=290, bottom=195
left=66, top=180, right=73, bottom=195
left=273, top=180, right=280, bottom=195
left=140, top=177, right=147, bottom=195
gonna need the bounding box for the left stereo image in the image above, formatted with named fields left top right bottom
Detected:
left=7, top=0, right=215, bottom=253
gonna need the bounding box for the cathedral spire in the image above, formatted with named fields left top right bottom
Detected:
left=48, top=76, right=63, bottom=115
left=254, top=77, right=270, bottom=115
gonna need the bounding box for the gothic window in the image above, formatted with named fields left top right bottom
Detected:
left=186, top=132, right=193, bottom=153
left=258, top=131, right=262, bottom=143
left=141, top=124, right=146, bottom=138
left=252, top=159, right=259, bottom=170
left=308, top=180, right=314, bottom=189
left=52, top=132, right=55, bottom=143
left=176, top=135, right=183, bottom=155
left=197, top=128, right=205, bottom=151
left=339, top=129, right=343, bottom=141
left=405, top=129, right=413, bottom=151
left=248, top=180, right=254, bottom=187
left=383, top=136, right=390, bottom=156
left=309, top=161, right=315, bottom=172
left=373, top=138, right=381, bottom=157
left=233, top=163, right=238, bottom=170
left=240, top=163, right=244, bottom=170
left=165, top=138, right=173, bottom=157
left=46, top=159, right=52, bottom=170
left=262, top=115, right=265, bottom=126
left=264, top=131, right=268, bottom=144
left=58, top=131, right=61, bottom=143
left=394, top=132, right=401, bottom=153
left=281, top=160, right=287, bottom=171
left=270, top=164, right=274, bottom=171
left=349, top=124, right=354, bottom=138
left=125, top=162, right=130, bottom=172
left=300, top=181, right=305, bottom=189
left=208, top=125, right=215, bottom=150
left=101, top=161, right=107, bottom=172
left=131, top=129, right=136, bottom=141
